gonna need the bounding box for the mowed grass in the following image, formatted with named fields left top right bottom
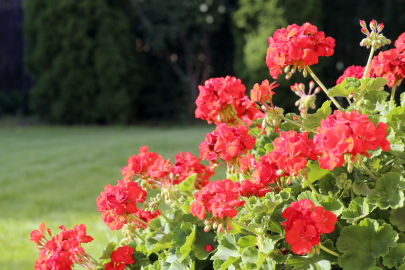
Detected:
left=0, top=125, right=225, bottom=269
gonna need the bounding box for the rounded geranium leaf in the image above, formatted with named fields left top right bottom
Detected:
left=366, top=172, right=405, bottom=209
left=383, top=243, right=405, bottom=269
left=390, top=205, right=405, bottom=232
left=337, top=218, right=398, bottom=270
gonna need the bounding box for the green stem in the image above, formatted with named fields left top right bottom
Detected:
left=280, top=115, right=318, bottom=134
left=133, top=229, right=145, bottom=242
left=319, top=243, right=340, bottom=257
left=363, top=45, right=376, bottom=79
left=390, top=85, right=397, bottom=105
left=232, top=220, right=258, bottom=235
left=336, top=220, right=343, bottom=230
left=89, top=255, right=104, bottom=267
left=304, top=177, right=322, bottom=201
left=361, top=161, right=378, bottom=181
left=170, top=191, right=188, bottom=214
left=158, top=207, right=175, bottom=229
left=133, top=216, right=167, bottom=235
left=305, top=66, right=344, bottom=111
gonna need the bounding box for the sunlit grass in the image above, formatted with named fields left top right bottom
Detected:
left=0, top=125, right=225, bottom=269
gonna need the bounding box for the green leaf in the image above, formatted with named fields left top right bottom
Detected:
left=99, top=239, right=117, bottom=260
left=320, top=196, right=344, bottom=217
left=297, top=190, right=319, bottom=206
left=305, top=162, right=330, bottom=186
left=363, top=90, right=389, bottom=113
left=383, top=243, right=405, bottom=268
left=285, top=255, right=331, bottom=270
left=237, top=235, right=257, bottom=248
left=368, top=77, right=388, bottom=90
left=213, top=257, right=239, bottom=270
left=390, top=205, right=405, bottom=232
left=173, top=223, right=194, bottom=247
left=192, top=226, right=217, bottom=260
left=366, top=172, right=405, bottom=209
left=146, top=233, right=172, bottom=252
left=177, top=174, right=197, bottom=192
left=337, top=218, right=398, bottom=270
left=168, top=261, right=189, bottom=270
left=352, top=181, right=372, bottom=196
left=241, top=246, right=259, bottom=264
left=180, top=227, right=196, bottom=261
left=341, top=197, right=374, bottom=224
left=303, top=101, right=332, bottom=130
left=212, top=235, right=240, bottom=261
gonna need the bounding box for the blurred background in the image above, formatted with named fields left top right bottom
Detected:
left=2, top=0, right=405, bottom=268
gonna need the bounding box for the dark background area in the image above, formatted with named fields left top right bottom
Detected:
left=1, top=0, right=405, bottom=124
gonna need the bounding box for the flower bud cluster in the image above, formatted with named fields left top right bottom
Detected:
left=359, top=20, right=391, bottom=49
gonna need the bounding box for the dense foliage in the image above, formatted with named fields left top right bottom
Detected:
left=24, top=0, right=144, bottom=124
left=30, top=20, right=405, bottom=270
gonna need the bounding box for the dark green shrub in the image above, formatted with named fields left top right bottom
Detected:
left=24, top=0, right=144, bottom=124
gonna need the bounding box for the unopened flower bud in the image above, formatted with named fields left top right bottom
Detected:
left=298, top=83, right=305, bottom=91
left=262, top=118, right=267, bottom=129
left=298, top=66, right=303, bottom=72
left=46, top=228, right=52, bottom=237
left=210, top=164, right=218, bottom=171
left=359, top=20, right=367, bottom=28
left=272, top=119, right=278, bottom=126
left=361, top=28, right=369, bottom=35
left=293, top=115, right=300, bottom=121
left=360, top=38, right=367, bottom=47
left=276, top=169, right=285, bottom=176
left=285, top=72, right=292, bottom=80
left=348, top=92, right=353, bottom=99
left=204, top=224, right=212, bottom=232
left=377, top=23, right=384, bottom=32
left=303, top=68, right=308, bottom=77
left=309, top=81, right=315, bottom=90
left=370, top=20, right=377, bottom=31
left=300, top=109, right=307, bottom=118
left=295, top=100, right=300, bottom=106
left=314, top=87, right=321, bottom=94
left=284, top=65, right=291, bottom=73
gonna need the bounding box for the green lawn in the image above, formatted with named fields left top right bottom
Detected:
left=0, top=125, right=224, bottom=269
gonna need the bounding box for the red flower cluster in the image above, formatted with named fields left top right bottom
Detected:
left=190, top=179, right=245, bottom=220
left=236, top=179, right=270, bottom=198
left=314, top=110, right=390, bottom=170
left=195, top=76, right=264, bottom=126
left=272, top=131, right=319, bottom=175
left=370, top=48, right=405, bottom=87
left=133, top=209, right=161, bottom=229
left=121, top=146, right=171, bottom=181
left=266, top=23, right=335, bottom=79
left=173, top=151, right=215, bottom=189
left=281, top=200, right=337, bottom=255
left=30, top=223, right=94, bottom=270
left=105, top=245, right=135, bottom=270
left=97, top=180, right=147, bottom=230
left=199, top=124, right=256, bottom=162
left=336, top=65, right=365, bottom=84
left=252, top=152, right=286, bottom=187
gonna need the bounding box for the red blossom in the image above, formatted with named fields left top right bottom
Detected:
left=190, top=179, right=244, bottom=220
left=173, top=151, right=215, bottom=189
left=236, top=179, right=270, bottom=198
left=314, top=110, right=390, bottom=171
left=199, top=124, right=256, bottom=162
left=105, top=245, right=135, bottom=270
left=370, top=48, right=405, bottom=87
left=30, top=222, right=45, bottom=244
left=336, top=65, right=365, bottom=84
left=32, top=224, right=94, bottom=270
left=281, top=200, right=336, bottom=255
left=121, top=146, right=162, bottom=180
left=97, top=180, right=147, bottom=230
left=266, top=23, right=335, bottom=79
left=195, top=76, right=264, bottom=126
left=247, top=79, right=278, bottom=108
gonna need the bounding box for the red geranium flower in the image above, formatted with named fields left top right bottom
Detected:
left=395, top=32, right=405, bottom=53
left=190, top=179, right=244, bottom=220
left=266, top=23, right=335, bottom=79
left=370, top=48, right=405, bottom=87
left=105, top=245, right=135, bottom=270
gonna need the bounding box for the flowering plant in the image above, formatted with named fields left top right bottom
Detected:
left=31, top=20, right=405, bottom=270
